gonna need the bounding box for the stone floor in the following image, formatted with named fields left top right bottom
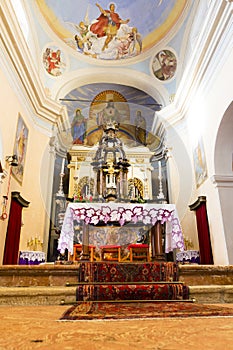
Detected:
left=1, top=304, right=233, bottom=349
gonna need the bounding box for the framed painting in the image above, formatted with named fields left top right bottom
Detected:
left=11, top=114, right=29, bottom=185
left=193, top=136, right=208, bottom=188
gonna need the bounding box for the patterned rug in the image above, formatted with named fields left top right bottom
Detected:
left=77, top=261, right=179, bottom=283
left=76, top=283, right=189, bottom=301
left=60, top=301, right=233, bottom=321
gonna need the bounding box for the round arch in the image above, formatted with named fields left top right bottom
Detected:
left=213, top=101, right=233, bottom=263
left=214, top=101, right=233, bottom=175
left=54, top=68, right=169, bottom=106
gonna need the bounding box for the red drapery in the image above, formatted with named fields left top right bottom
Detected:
left=3, top=192, right=30, bottom=265
left=189, top=196, right=213, bottom=264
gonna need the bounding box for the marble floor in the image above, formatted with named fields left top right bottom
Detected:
left=0, top=304, right=233, bottom=350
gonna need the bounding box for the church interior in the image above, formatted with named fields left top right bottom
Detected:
left=0, top=0, right=233, bottom=348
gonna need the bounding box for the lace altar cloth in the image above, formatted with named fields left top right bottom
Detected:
left=58, top=203, right=185, bottom=255
left=176, top=250, right=200, bottom=264
left=18, top=251, right=46, bottom=265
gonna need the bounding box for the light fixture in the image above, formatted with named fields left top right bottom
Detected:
left=5, top=155, right=18, bottom=167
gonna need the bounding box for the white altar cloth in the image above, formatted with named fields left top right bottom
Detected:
left=18, top=250, right=46, bottom=265
left=58, top=202, right=185, bottom=255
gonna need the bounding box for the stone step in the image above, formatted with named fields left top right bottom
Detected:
left=179, top=265, right=233, bottom=285
left=189, top=285, right=233, bottom=304
left=0, top=286, right=76, bottom=306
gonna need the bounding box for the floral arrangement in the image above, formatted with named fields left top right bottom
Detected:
left=73, top=194, right=93, bottom=203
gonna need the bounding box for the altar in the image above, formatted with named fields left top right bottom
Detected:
left=58, top=202, right=185, bottom=261
left=57, top=120, right=185, bottom=262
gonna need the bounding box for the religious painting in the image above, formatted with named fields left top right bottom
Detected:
left=193, top=136, right=208, bottom=188
left=152, top=49, right=177, bottom=81
left=71, top=108, right=88, bottom=145
left=35, top=0, right=188, bottom=61
left=134, top=110, right=147, bottom=146
left=60, top=83, right=161, bottom=149
left=12, top=114, right=29, bottom=185
left=88, top=90, right=131, bottom=144
left=42, top=46, right=66, bottom=76
left=71, top=3, right=142, bottom=60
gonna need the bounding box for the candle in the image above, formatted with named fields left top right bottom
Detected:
left=61, top=158, right=65, bottom=174
left=158, top=161, right=162, bottom=179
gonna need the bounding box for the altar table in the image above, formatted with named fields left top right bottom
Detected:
left=58, top=203, right=185, bottom=259
left=18, top=251, right=46, bottom=265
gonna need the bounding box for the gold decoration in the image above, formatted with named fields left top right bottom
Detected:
left=27, top=237, right=43, bottom=251
left=128, top=178, right=144, bottom=199
left=77, top=176, right=94, bottom=198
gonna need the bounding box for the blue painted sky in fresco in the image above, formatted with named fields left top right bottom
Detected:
left=44, top=0, right=176, bottom=38
left=61, top=83, right=160, bottom=131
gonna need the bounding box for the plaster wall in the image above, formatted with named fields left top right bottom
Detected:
left=0, top=68, right=51, bottom=264
left=184, top=47, right=233, bottom=264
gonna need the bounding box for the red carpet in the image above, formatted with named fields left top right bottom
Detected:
left=77, top=262, right=179, bottom=282
left=60, top=301, right=233, bottom=320
left=76, top=283, right=188, bottom=301
left=75, top=262, right=189, bottom=302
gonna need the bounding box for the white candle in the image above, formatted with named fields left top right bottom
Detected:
left=61, top=158, right=65, bottom=174
left=158, top=161, right=162, bottom=178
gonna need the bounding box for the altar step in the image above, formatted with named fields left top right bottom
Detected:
left=0, top=285, right=233, bottom=305
left=0, top=286, right=77, bottom=306
left=0, top=264, right=233, bottom=305
left=75, top=283, right=189, bottom=301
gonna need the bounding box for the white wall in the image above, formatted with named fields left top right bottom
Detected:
left=0, top=67, right=52, bottom=263
left=184, top=47, right=233, bottom=264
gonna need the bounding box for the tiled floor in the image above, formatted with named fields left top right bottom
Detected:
left=0, top=304, right=233, bottom=349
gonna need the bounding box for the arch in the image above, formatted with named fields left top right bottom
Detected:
left=55, top=68, right=169, bottom=106
left=214, top=101, right=233, bottom=175
left=213, top=101, right=233, bottom=263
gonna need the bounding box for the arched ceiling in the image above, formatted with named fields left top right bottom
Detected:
left=1, top=0, right=230, bottom=135
left=28, top=0, right=195, bottom=115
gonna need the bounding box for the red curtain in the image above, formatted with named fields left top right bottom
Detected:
left=190, top=198, right=213, bottom=264
left=3, top=199, right=23, bottom=265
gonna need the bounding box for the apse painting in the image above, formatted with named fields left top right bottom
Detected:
left=12, top=114, right=29, bottom=185
left=60, top=83, right=161, bottom=150
left=35, top=0, right=187, bottom=61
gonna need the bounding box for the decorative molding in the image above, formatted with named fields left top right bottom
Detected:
left=189, top=196, right=207, bottom=211
left=173, top=0, right=233, bottom=123
left=210, top=175, right=233, bottom=188
left=0, top=0, right=232, bottom=132
left=0, top=2, right=68, bottom=133
left=11, top=191, right=30, bottom=208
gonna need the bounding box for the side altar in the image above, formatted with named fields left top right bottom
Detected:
left=58, top=202, right=185, bottom=261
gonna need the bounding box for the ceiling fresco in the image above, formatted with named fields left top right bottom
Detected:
left=36, top=0, right=187, bottom=61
